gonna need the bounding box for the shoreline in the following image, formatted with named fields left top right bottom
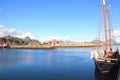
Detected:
left=8, top=44, right=119, bottom=49
left=8, top=43, right=102, bottom=49
left=0, top=42, right=106, bottom=49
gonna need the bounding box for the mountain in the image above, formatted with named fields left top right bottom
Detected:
left=0, top=35, right=40, bottom=46
left=91, top=39, right=118, bottom=44
left=59, top=40, right=75, bottom=43
left=4, top=35, right=16, bottom=39
left=23, top=36, right=40, bottom=42
left=91, top=39, right=102, bottom=43
left=24, top=36, right=32, bottom=41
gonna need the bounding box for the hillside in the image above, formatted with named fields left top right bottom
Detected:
left=0, top=36, right=40, bottom=46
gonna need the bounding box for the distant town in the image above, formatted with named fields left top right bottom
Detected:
left=0, top=35, right=118, bottom=49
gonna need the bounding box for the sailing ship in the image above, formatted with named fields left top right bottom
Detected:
left=91, top=0, right=120, bottom=74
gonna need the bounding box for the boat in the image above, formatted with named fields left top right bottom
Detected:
left=91, top=0, right=120, bottom=74
left=95, top=65, right=119, bottom=80
left=116, top=67, right=120, bottom=80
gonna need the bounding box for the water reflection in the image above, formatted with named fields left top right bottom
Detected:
left=0, top=48, right=86, bottom=68
left=43, top=49, right=86, bottom=67
left=0, top=48, right=95, bottom=80
left=0, top=49, right=39, bottom=68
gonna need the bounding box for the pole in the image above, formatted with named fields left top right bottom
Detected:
left=108, top=8, right=112, bottom=51
left=103, top=0, right=108, bottom=53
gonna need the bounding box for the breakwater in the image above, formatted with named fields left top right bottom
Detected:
left=10, top=42, right=103, bottom=49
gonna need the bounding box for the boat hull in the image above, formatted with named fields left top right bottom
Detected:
left=94, top=58, right=120, bottom=73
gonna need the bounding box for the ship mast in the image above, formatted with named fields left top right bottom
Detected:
left=103, top=0, right=108, bottom=53
left=108, top=5, right=112, bottom=51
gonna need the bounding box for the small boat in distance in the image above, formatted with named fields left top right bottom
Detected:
left=91, top=0, right=120, bottom=74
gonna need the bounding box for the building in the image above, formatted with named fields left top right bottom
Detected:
left=50, top=39, right=59, bottom=46
left=0, top=43, right=10, bottom=48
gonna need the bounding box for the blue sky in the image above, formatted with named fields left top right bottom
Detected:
left=0, top=0, right=120, bottom=42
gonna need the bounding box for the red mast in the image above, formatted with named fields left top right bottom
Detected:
left=103, top=0, right=114, bottom=57
left=108, top=6, right=112, bottom=51
left=103, top=0, right=108, bottom=53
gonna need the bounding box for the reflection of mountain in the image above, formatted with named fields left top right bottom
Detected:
left=95, top=65, right=119, bottom=80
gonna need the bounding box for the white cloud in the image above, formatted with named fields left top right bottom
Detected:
left=0, top=25, right=70, bottom=41
left=113, top=30, right=120, bottom=37
left=39, top=36, right=70, bottom=42
left=0, top=25, right=36, bottom=39
left=113, top=30, right=120, bottom=42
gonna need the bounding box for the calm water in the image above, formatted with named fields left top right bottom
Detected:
left=0, top=48, right=119, bottom=80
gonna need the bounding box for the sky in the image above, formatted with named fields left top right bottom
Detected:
left=0, top=0, right=120, bottom=42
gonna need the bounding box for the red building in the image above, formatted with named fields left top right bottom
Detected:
left=0, top=43, right=9, bottom=48
left=50, top=39, right=59, bottom=46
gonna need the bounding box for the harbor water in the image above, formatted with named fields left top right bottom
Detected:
left=0, top=47, right=119, bottom=80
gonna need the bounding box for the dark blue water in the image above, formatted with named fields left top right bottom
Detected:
left=0, top=48, right=118, bottom=80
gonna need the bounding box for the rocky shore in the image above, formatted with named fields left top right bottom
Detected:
left=10, top=42, right=103, bottom=49
left=59, top=42, right=103, bottom=47
left=0, top=35, right=105, bottom=49
left=11, top=45, right=57, bottom=49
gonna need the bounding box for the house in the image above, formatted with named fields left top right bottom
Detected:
left=0, top=43, right=10, bottom=48
left=50, top=39, right=59, bottom=46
